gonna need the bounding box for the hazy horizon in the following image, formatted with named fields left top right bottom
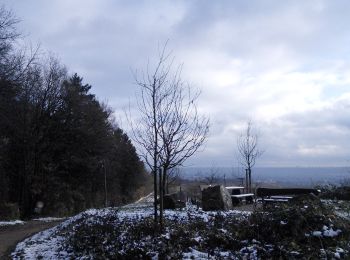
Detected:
left=179, top=166, right=350, bottom=186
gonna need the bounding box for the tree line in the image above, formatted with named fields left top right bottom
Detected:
left=0, top=6, right=149, bottom=218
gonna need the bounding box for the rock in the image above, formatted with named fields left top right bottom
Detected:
left=163, top=194, right=177, bottom=209
left=163, top=192, right=186, bottom=209
left=201, top=185, right=233, bottom=211
left=175, top=200, right=186, bottom=208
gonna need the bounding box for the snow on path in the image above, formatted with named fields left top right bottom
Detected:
left=0, top=220, right=24, bottom=227
left=0, top=217, right=65, bottom=227
left=32, top=217, right=65, bottom=222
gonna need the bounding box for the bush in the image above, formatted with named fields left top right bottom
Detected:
left=67, top=213, right=123, bottom=259
left=237, top=197, right=350, bottom=258
left=65, top=200, right=350, bottom=259
left=319, top=185, right=350, bottom=200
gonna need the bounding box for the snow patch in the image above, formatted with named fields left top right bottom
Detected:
left=312, top=231, right=322, bottom=237
left=323, top=228, right=341, bottom=237
left=0, top=220, right=24, bottom=226
left=183, top=248, right=209, bottom=259
left=32, top=217, right=65, bottom=222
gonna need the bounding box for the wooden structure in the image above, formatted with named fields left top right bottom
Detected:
left=256, top=187, right=320, bottom=204
left=226, top=186, right=254, bottom=205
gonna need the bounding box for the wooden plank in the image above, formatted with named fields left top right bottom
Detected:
left=232, top=193, right=254, bottom=198
left=264, top=198, right=289, bottom=202
left=270, top=196, right=293, bottom=200
left=256, top=188, right=320, bottom=197
left=225, top=186, right=245, bottom=190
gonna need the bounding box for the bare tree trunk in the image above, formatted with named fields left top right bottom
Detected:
left=153, top=169, right=157, bottom=224
left=245, top=168, right=249, bottom=193
left=162, top=167, right=167, bottom=196
left=159, top=168, right=163, bottom=229
left=164, top=172, right=169, bottom=194
left=160, top=166, right=169, bottom=230
left=248, top=168, right=252, bottom=193
left=152, top=85, right=158, bottom=226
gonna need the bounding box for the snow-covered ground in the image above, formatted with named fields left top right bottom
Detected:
left=12, top=208, right=116, bottom=259
left=0, top=217, right=65, bottom=227
left=0, top=217, right=66, bottom=227
left=32, top=217, right=65, bottom=222
left=0, top=220, right=24, bottom=227
left=10, top=198, right=350, bottom=259
left=11, top=202, right=251, bottom=259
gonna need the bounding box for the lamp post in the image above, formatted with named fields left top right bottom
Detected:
left=101, top=160, right=108, bottom=207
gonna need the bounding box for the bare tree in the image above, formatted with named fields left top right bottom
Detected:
left=204, top=173, right=218, bottom=186
left=130, top=44, right=209, bottom=229
left=237, top=121, right=263, bottom=193
left=0, top=6, right=20, bottom=57
left=201, top=166, right=219, bottom=185
left=0, top=6, right=40, bottom=84
left=156, top=65, right=209, bottom=225
left=129, top=44, right=172, bottom=227
left=165, top=167, right=180, bottom=194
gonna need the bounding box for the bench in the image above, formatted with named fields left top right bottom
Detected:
left=256, top=188, right=320, bottom=205
left=259, top=198, right=289, bottom=204
left=231, top=193, right=254, bottom=205
left=225, top=186, right=256, bottom=205
left=226, top=186, right=245, bottom=194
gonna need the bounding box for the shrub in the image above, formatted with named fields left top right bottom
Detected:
left=319, top=185, right=350, bottom=200
left=65, top=200, right=350, bottom=259
left=236, top=197, right=350, bottom=258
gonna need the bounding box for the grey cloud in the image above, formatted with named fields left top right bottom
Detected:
left=3, top=0, right=350, bottom=167
left=259, top=98, right=350, bottom=166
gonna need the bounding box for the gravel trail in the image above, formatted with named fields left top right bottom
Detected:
left=0, top=220, right=64, bottom=259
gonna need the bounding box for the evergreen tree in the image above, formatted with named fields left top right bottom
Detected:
left=0, top=6, right=149, bottom=218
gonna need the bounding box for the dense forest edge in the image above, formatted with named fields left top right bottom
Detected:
left=0, top=6, right=151, bottom=219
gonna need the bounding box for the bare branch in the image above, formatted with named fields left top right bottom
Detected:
left=237, top=120, right=263, bottom=169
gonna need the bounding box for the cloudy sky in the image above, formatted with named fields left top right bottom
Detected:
left=4, top=0, right=350, bottom=167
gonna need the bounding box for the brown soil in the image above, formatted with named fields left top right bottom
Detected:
left=0, top=220, right=64, bottom=260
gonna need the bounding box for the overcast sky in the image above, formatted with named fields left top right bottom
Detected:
left=4, top=0, right=350, bottom=167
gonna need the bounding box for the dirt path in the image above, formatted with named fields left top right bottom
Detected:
left=0, top=220, right=64, bottom=259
